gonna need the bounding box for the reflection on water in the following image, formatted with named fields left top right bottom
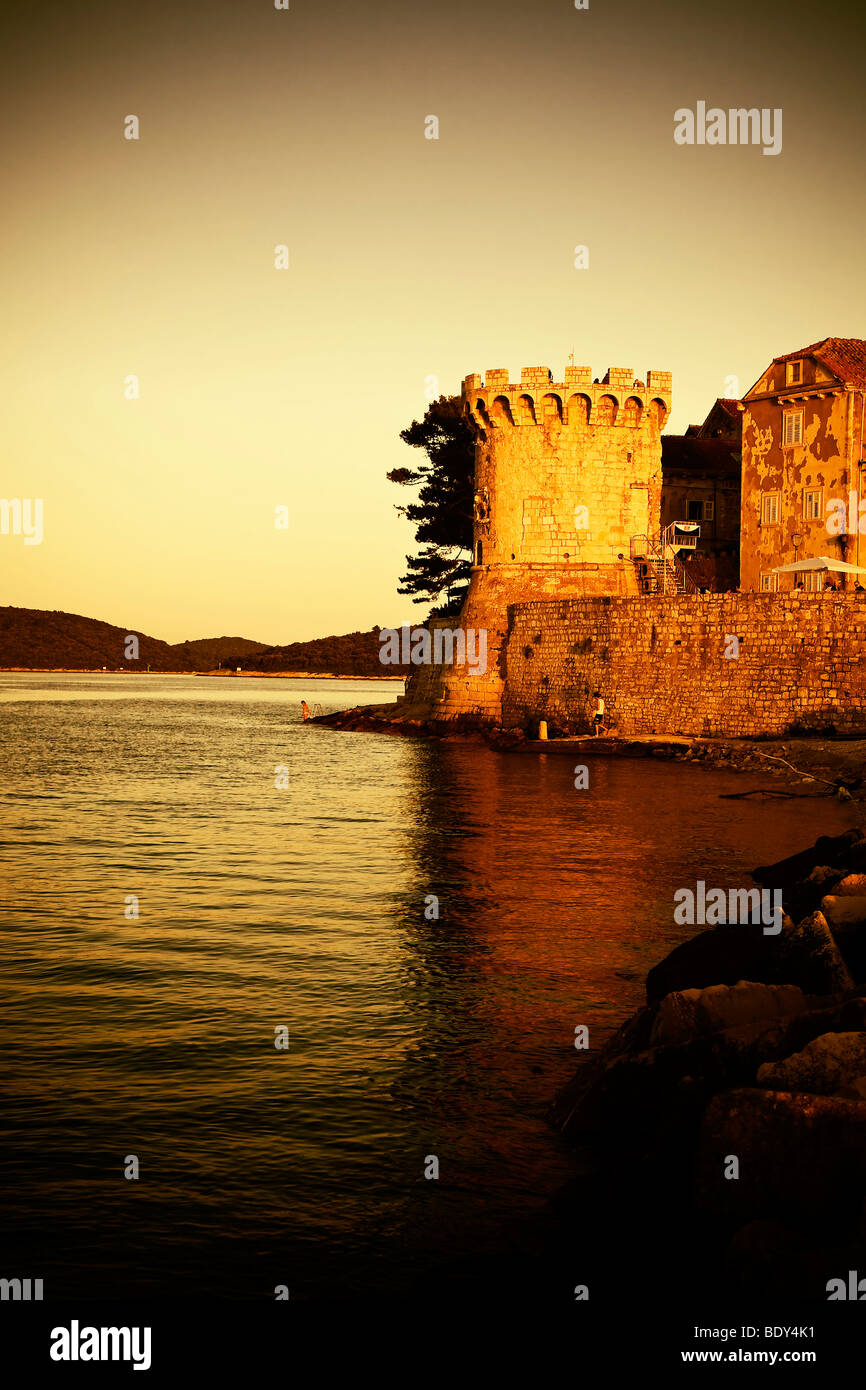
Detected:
left=0, top=673, right=856, bottom=1299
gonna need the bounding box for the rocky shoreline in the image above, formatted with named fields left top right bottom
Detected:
left=550, top=826, right=866, bottom=1302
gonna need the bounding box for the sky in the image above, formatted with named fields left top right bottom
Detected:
left=1, top=0, right=864, bottom=644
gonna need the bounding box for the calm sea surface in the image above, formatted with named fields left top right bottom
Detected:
left=0, top=672, right=857, bottom=1300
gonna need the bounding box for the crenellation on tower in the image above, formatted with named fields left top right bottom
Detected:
left=404, top=355, right=672, bottom=724
left=602, top=367, right=635, bottom=390
left=484, top=368, right=510, bottom=390
left=646, top=369, right=672, bottom=393
left=461, top=367, right=672, bottom=427
left=564, top=366, right=593, bottom=388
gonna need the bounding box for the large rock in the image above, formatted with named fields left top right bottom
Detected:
left=753, top=829, right=865, bottom=889
left=757, top=1031, right=866, bottom=1096
left=781, top=911, right=854, bottom=994
left=556, top=995, right=866, bottom=1147
left=834, top=874, right=866, bottom=897
left=696, top=1087, right=866, bottom=1222
left=844, top=840, right=866, bottom=874
left=818, top=899, right=866, bottom=981
left=646, top=912, right=853, bottom=1002
left=822, top=895, right=866, bottom=928
left=650, top=981, right=806, bottom=1048
left=785, top=865, right=846, bottom=922
left=646, top=926, right=780, bottom=1003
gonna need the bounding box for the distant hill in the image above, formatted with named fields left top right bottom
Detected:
left=0, top=607, right=200, bottom=672
left=238, top=627, right=414, bottom=677
left=169, top=636, right=269, bottom=668
left=0, top=608, right=416, bottom=676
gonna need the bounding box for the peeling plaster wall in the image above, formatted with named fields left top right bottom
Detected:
left=740, top=356, right=864, bottom=590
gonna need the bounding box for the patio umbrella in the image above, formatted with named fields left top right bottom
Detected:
left=771, top=556, right=866, bottom=574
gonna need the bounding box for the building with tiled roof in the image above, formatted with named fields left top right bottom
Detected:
left=740, top=338, right=866, bottom=591
left=685, top=397, right=743, bottom=440
left=772, top=337, right=866, bottom=389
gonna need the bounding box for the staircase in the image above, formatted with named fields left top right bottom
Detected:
left=631, top=523, right=701, bottom=595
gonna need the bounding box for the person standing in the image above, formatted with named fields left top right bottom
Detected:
left=592, top=691, right=605, bottom=736
left=300, top=700, right=311, bottom=721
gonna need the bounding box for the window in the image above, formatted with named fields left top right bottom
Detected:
left=803, top=488, right=823, bottom=521
left=686, top=499, right=714, bottom=522
left=761, top=492, right=781, bottom=524
left=760, top=572, right=779, bottom=592
left=783, top=410, right=803, bottom=446
left=803, top=571, right=823, bottom=592
left=786, top=360, right=803, bottom=385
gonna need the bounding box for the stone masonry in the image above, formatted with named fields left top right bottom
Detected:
left=502, top=592, right=866, bottom=737
left=400, top=362, right=673, bottom=722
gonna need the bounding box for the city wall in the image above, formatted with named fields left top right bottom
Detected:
left=501, top=592, right=866, bottom=737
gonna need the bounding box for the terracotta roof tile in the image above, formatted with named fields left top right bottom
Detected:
left=774, top=337, right=866, bottom=387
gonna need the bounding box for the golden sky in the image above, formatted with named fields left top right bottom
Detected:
left=1, top=0, right=864, bottom=643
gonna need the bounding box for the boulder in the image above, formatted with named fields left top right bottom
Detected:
left=785, top=865, right=845, bottom=921
left=650, top=989, right=701, bottom=1047
left=556, top=995, right=866, bottom=1146
left=778, top=911, right=854, bottom=995
left=752, top=829, right=865, bottom=889
left=818, top=900, right=866, bottom=981
left=650, top=981, right=806, bottom=1048
left=646, top=926, right=780, bottom=1003
left=696, top=981, right=806, bottom=1035
left=757, top=1032, right=866, bottom=1096
left=696, top=1087, right=866, bottom=1222
left=646, top=912, right=852, bottom=1001
left=845, top=840, right=866, bottom=874
left=835, top=874, right=866, bottom=897
left=820, top=895, right=866, bottom=929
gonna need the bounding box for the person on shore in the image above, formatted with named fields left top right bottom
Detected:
left=591, top=691, right=605, bottom=736
left=300, top=700, right=311, bottom=721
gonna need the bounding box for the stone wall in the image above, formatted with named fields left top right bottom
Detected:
left=501, top=592, right=866, bottom=737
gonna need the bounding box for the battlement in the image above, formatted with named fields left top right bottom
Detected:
left=462, top=364, right=672, bottom=430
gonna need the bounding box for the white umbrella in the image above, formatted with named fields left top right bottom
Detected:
left=771, top=556, right=866, bottom=575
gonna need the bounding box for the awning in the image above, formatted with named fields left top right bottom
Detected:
left=771, top=556, right=866, bottom=575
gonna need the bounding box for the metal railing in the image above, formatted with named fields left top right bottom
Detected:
left=631, top=523, right=702, bottom=595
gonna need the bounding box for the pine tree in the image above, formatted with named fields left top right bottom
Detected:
left=388, top=395, right=474, bottom=618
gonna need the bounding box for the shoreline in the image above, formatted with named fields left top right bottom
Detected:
left=314, top=705, right=866, bottom=798
left=0, top=668, right=405, bottom=681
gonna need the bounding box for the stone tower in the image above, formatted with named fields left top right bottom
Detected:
left=401, top=361, right=672, bottom=723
